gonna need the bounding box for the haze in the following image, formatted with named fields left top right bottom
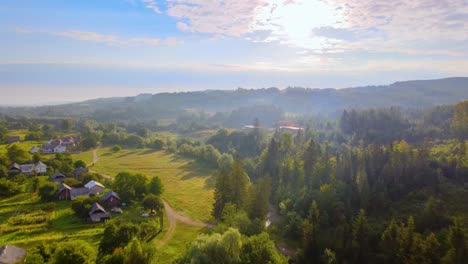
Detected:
left=1, top=0, right=468, bottom=105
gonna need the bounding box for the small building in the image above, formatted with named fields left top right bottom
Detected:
left=89, top=202, right=110, bottom=223
left=53, top=145, right=67, bottom=153
left=58, top=183, right=72, bottom=200
left=84, top=180, right=105, bottom=195
left=74, top=167, right=89, bottom=179
left=50, top=172, right=66, bottom=183
left=29, top=146, right=39, bottom=154
left=0, top=245, right=26, bottom=264
left=279, top=126, right=304, bottom=134
left=70, top=187, right=90, bottom=200
left=6, top=136, right=20, bottom=144
left=101, top=191, right=122, bottom=208
left=8, top=161, right=47, bottom=175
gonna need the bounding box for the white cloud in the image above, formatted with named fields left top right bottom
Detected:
left=141, top=0, right=162, bottom=13
left=146, top=0, right=468, bottom=57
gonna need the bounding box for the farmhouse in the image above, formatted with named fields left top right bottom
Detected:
left=6, top=136, right=20, bottom=144
left=84, top=180, right=105, bottom=195
left=58, top=183, right=90, bottom=200
left=89, top=202, right=110, bottom=223
left=0, top=245, right=26, bottom=264
left=42, top=136, right=81, bottom=154
left=8, top=161, right=47, bottom=175
left=101, top=191, right=122, bottom=208
left=50, top=172, right=66, bottom=183
left=58, top=183, right=72, bottom=200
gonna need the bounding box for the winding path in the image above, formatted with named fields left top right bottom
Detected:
left=89, top=145, right=212, bottom=248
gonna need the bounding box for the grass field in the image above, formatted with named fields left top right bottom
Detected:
left=91, top=147, right=215, bottom=222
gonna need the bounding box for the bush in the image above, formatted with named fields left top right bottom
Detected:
left=149, top=139, right=164, bottom=150
left=0, top=178, right=22, bottom=197
left=38, top=182, right=57, bottom=202
left=112, top=144, right=122, bottom=152
left=71, top=196, right=98, bottom=218
left=52, top=240, right=96, bottom=264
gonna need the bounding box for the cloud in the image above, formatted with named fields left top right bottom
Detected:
left=146, top=0, right=468, bottom=57
left=141, top=0, right=162, bottom=13
left=15, top=28, right=180, bottom=47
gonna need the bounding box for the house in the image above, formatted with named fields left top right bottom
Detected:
left=279, top=126, right=304, bottom=134
left=0, top=245, right=26, bottom=264
left=58, top=183, right=72, bottom=200
left=58, top=183, right=90, bottom=200
left=101, top=191, right=122, bottom=208
left=84, top=180, right=105, bottom=195
left=70, top=187, right=90, bottom=200
left=6, top=136, right=20, bottom=144
left=41, top=136, right=80, bottom=154
left=8, top=161, right=47, bottom=175
left=50, top=172, right=66, bottom=183
left=53, top=145, right=67, bottom=153
left=74, top=167, right=89, bottom=179
left=89, top=202, right=110, bottom=222
left=29, top=146, right=39, bottom=154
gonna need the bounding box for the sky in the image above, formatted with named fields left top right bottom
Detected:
left=1, top=0, right=468, bottom=105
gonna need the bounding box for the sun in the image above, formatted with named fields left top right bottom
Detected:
left=254, top=0, right=345, bottom=50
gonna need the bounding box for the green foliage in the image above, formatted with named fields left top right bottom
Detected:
left=241, top=232, right=286, bottom=264
left=38, top=182, right=57, bottom=202
left=52, top=240, right=96, bottom=264
left=451, top=101, right=468, bottom=140
left=100, top=221, right=140, bottom=254
left=125, top=135, right=145, bottom=148
left=71, top=196, right=98, bottom=218
left=0, top=178, right=22, bottom=196
left=7, top=144, right=30, bottom=163
left=112, top=144, right=122, bottom=152
left=149, top=139, right=164, bottom=150
left=148, top=176, right=164, bottom=196
left=112, top=172, right=148, bottom=202
left=352, top=209, right=369, bottom=263
left=123, top=238, right=153, bottom=264
left=442, top=218, right=467, bottom=264
left=74, top=159, right=87, bottom=169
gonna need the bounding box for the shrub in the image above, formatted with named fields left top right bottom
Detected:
left=112, top=144, right=122, bottom=152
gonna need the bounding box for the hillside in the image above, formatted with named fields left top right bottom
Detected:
left=1, top=77, right=467, bottom=120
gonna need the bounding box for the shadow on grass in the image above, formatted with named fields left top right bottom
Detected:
left=116, top=151, right=139, bottom=158
left=138, top=149, right=158, bottom=155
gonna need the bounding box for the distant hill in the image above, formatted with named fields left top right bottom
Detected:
left=1, top=77, right=467, bottom=120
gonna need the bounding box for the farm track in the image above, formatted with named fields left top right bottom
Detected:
left=89, top=145, right=212, bottom=249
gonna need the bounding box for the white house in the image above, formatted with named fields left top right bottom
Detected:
left=84, top=180, right=105, bottom=195
left=53, top=145, right=67, bottom=153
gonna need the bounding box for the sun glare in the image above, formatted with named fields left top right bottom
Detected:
left=255, top=0, right=344, bottom=49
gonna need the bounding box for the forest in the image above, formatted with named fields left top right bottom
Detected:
left=0, top=93, right=467, bottom=264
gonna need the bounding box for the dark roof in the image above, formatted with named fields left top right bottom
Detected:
left=74, top=167, right=89, bottom=177
left=89, top=202, right=107, bottom=216
left=8, top=163, right=20, bottom=170
left=6, top=136, right=20, bottom=143
left=101, top=191, right=121, bottom=202
left=58, top=183, right=72, bottom=192
left=0, top=245, right=26, bottom=264
left=70, top=187, right=89, bottom=198
left=51, top=172, right=65, bottom=180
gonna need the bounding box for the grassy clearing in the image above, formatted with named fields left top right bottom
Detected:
left=92, top=147, right=215, bottom=222
left=71, top=149, right=94, bottom=166
left=0, top=193, right=104, bottom=249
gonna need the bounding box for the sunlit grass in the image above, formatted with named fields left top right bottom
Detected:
left=92, top=147, right=215, bottom=222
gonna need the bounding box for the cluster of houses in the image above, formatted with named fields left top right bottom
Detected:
left=40, top=136, right=81, bottom=154
left=54, top=170, right=122, bottom=223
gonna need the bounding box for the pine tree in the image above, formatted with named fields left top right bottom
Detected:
left=352, top=209, right=369, bottom=263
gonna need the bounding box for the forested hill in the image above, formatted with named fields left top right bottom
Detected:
left=1, top=77, right=468, bottom=119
